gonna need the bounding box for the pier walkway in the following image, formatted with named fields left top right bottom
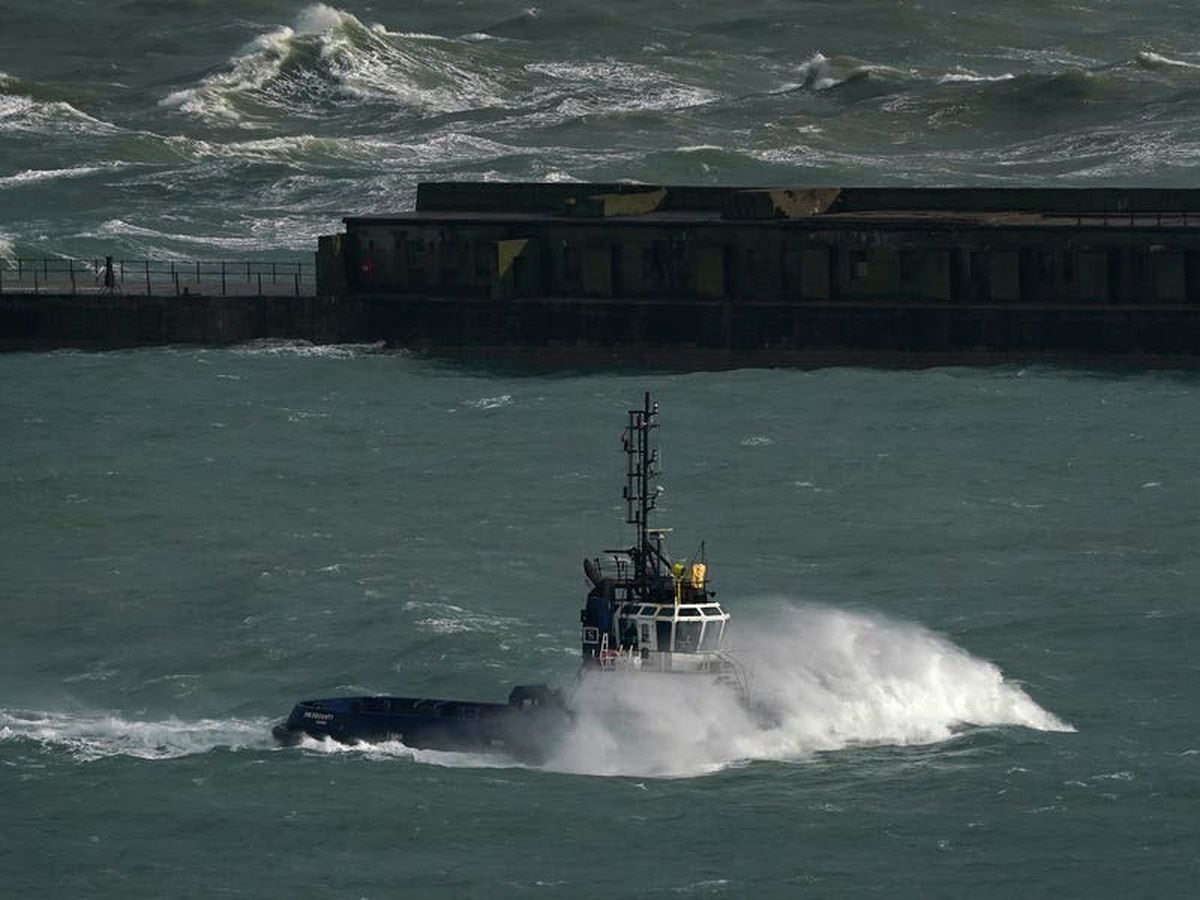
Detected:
left=0, top=258, right=315, bottom=298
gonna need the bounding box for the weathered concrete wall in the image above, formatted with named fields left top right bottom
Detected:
left=345, top=295, right=1200, bottom=361
left=415, top=182, right=1200, bottom=216
left=13, top=184, right=1200, bottom=361
left=8, top=287, right=1200, bottom=364
left=0, top=293, right=366, bottom=351
left=340, top=215, right=1200, bottom=309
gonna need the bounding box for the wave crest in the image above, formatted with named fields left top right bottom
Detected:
left=160, top=3, right=511, bottom=126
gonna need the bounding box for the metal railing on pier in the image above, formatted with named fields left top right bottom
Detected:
left=0, top=257, right=315, bottom=298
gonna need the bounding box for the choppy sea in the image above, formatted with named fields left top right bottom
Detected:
left=2, top=351, right=1197, bottom=896
left=2, top=2, right=1199, bottom=897
left=6, top=1, right=1200, bottom=260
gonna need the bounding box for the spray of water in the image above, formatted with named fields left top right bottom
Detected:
left=546, top=604, right=1073, bottom=777
left=1, top=606, right=1070, bottom=774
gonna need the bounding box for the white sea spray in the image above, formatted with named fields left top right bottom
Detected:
left=545, top=603, right=1072, bottom=777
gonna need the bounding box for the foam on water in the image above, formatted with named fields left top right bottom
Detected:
left=0, top=93, right=118, bottom=136
left=295, top=733, right=523, bottom=769
left=0, top=164, right=124, bottom=190
left=525, top=60, right=718, bottom=115
left=0, top=709, right=276, bottom=761
left=228, top=339, right=389, bottom=358
left=460, top=394, right=515, bottom=411
left=403, top=598, right=522, bottom=633
left=1136, top=50, right=1200, bottom=71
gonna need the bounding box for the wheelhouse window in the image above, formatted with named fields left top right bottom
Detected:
left=675, top=621, right=703, bottom=652
left=619, top=617, right=638, bottom=645
left=655, top=619, right=673, bottom=651
left=700, top=621, right=724, bottom=650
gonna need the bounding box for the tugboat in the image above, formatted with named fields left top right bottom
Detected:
left=272, top=392, right=742, bottom=758
left=579, top=393, right=743, bottom=691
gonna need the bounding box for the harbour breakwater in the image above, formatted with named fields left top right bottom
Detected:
left=7, top=183, right=1200, bottom=364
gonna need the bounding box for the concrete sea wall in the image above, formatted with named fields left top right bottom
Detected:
left=9, top=184, right=1200, bottom=364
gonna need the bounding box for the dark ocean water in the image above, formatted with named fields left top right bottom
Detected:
left=2, top=348, right=1198, bottom=897
left=5, top=1, right=1200, bottom=259
left=3, top=2, right=1200, bottom=897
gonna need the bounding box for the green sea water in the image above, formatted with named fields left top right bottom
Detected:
left=1, top=346, right=1196, bottom=897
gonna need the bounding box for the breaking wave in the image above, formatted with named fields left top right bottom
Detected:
left=0, top=92, right=119, bottom=137
left=158, top=3, right=717, bottom=130
left=160, top=3, right=514, bottom=126
left=0, top=709, right=275, bottom=761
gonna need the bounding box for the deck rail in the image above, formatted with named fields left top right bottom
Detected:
left=0, top=257, right=316, bottom=297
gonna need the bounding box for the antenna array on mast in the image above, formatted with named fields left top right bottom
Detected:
left=622, top=391, right=662, bottom=599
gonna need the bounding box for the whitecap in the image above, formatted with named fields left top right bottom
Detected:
left=937, top=71, right=1016, bottom=84
left=404, top=599, right=521, bottom=634
left=525, top=60, right=718, bottom=114
left=160, top=23, right=296, bottom=124
left=161, top=3, right=515, bottom=124
left=1137, top=50, right=1200, bottom=71
left=0, top=709, right=275, bottom=761
left=796, top=52, right=839, bottom=91
left=461, top=394, right=514, bottom=410
left=0, top=163, right=123, bottom=190
left=0, top=93, right=120, bottom=136
left=230, top=339, right=388, bottom=358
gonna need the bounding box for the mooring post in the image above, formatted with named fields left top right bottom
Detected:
left=221, top=261, right=227, bottom=296
left=70, top=259, right=76, bottom=295
left=145, top=260, right=151, bottom=295
left=257, top=272, right=262, bottom=296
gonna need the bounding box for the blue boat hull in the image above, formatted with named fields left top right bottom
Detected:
left=272, top=685, right=570, bottom=762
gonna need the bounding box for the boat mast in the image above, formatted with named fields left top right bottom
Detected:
left=623, top=391, right=662, bottom=601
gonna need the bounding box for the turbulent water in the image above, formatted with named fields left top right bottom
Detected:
left=5, top=1, right=1200, bottom=260
left=3, top=2, right=1199, bottom=897
left=1, top=350, right=1196, bottom=896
